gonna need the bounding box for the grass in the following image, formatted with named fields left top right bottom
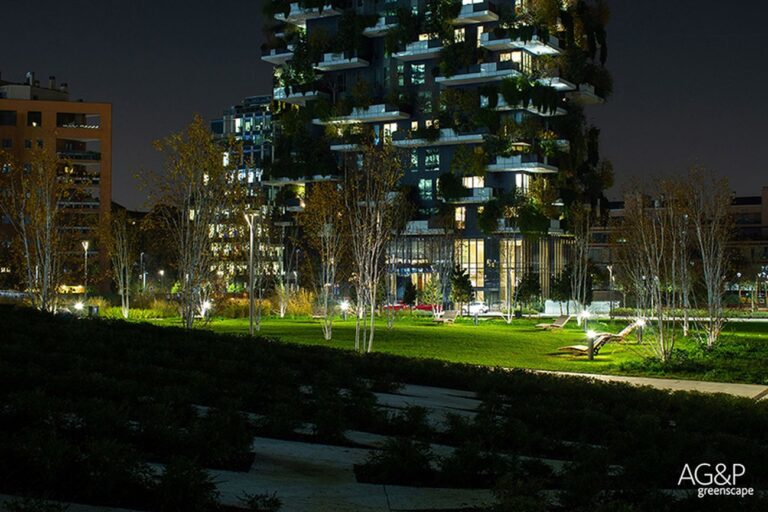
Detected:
left=148, top=314, right=768, bottom=384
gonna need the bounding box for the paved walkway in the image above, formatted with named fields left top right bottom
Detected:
left=531, top=370, right=768, bottom=400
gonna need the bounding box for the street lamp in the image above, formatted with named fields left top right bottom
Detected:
left=244, top=211, right=258, bottom=336
left=81, top=240, right=89, bottom=301
left=158, top=269, right=165, bottom=294
left=140, top=252, right=147, bottom=293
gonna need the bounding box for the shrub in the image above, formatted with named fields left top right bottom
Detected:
left=288, top=289, right=314, bottom=316
left=153, top=458, right=220, bottom=512
left=354, top=437, right=436, bottom=486
left=216, top=297, right=271, bottom=319
left=1, top=498, right=70, bottom=512
left=238, top=492, right=282, bottom=512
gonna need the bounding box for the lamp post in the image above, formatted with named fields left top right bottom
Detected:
left=81, top=240, right=89, bottom=301
left=636, top=317, right=646, bottom=344
left=340, top=299, right=350, bottom=321
left=158, top=270, right=165, bottom=295
left=140, top=252, right=146, bottom=293
left=244, top=211, right=258, bottom=337
left=606, top=264, right=614, bottom=319
left=586, top=329, right=597, bottom=360
left=579, top=309, right=591, bottom=332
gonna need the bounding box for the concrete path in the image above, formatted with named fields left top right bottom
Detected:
left=210, top=436, right=493, bottom=512
left=532, top=370, right=768, bottom=400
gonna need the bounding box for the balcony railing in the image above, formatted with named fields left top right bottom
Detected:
left=274, top=2, right=342, bottom=26
left=261, top=45, right=295, bottom=65
left=363, top=15, right=398, bottom=37
left=445, top=187, right=494, bottom=204
left=453, top=1, right=498, bottom=25
left=59, top=122, right=100, bottom=130
left=566, top=83, right=604, bottom=105
left=485, top=93, right=566, bottom=116
left=393, top=39, right=443, bottom=61
left=313, top=103, right=410, bottom=125
left=436, top=61, right=521, bottom=86
left=536, top=68, right=577, bottom=91
left=315, top=52, right=369, bottom=71
left=479, top=30, right=561, bottom=55
left=58, top=151, right=101, bottom=162
left=486, top=155, right=558, bottom=174
left=273, top=86, right=326, bottom=105
left=392, top=128, right=486, bottom=148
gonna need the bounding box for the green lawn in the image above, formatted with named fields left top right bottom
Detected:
left=148, top=314, right=768, bottom=384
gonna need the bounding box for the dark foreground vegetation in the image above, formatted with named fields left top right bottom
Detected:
left=0, top=305, right=766, bottom=511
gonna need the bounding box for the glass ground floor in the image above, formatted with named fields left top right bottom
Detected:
left=389, top=234, right=570, bottom=304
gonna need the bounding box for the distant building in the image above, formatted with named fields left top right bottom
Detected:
left=590, top=186, right=768, bottom=304
left=0, top=72, right=112, bottom=290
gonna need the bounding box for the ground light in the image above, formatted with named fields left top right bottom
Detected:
left=636, top=317, right=646, bottom=343
left=579, top=310, right=591, bottom=332
left=586, top=329, right=597, bottom=360
left=74, top=302, right=84, bottom=312
left=340, top=300, right=350, bottom=321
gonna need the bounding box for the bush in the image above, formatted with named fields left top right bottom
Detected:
left=239, top=492, right=282, bottom=512
left=288, top=289, right=314, bottom=316
left=354, top=437, right=436, bottom=486
left=153, top=458, right=220, bottom=512
left=216, top=297, right=271, bottom=319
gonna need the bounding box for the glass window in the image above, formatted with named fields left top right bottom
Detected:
left=454, top=28, right=465, bottom=42
left=455, top=239, right=485, bottom=288
left=27, top=111, right=42, bottom=127
left=425, top=148, right=440, bottom=170
left=455, top=206, right=466, bottom=229
left=410, top=149, right=418, bottom=171
left=463, top=176, right=484, bottom=188
left=397, top=63, right=405, bottom=87
left=411, top=64, right=426, bottom=85
left=1, top=139, right=11, bottom=149
left=418, top=178, right=433, bottom=200
left=0, top=110, right=17, bottom=126
left=24, top=139, right=31, bottom=149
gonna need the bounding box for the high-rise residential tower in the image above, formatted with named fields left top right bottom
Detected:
left=261, top=0, right=611, bottom=303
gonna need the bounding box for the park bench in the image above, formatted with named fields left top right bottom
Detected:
left=535, top=315, right=571, bottom=330
left=434, top=310, right=459, bottom=324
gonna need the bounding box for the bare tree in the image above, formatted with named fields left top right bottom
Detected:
left=343, top=140, right=403, bottom=353
left=568, top=203, right=592, bottom=318
left=301, top=181, right=345, bottom=340
left=273, top=222, right=299, bottom=319
left=104, top=210, right=137, bottom=319
left=0, top=148, right=67, bottom=311
left=143, top=115, right=243, bottom=328
left=686, top=171, right=732, bottom=348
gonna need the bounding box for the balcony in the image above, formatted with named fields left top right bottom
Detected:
left=58, top=151, right=101, bottom=162
left=393, top=39, right=443, bottom=61
left=284, top=197, right=305, bottom=213
left=274, top=2, right=342, bottom=26
left=445, top=187, right=494, bottom=204
left=536, top=69, right=577, bottom=91
left=486, top=93, right=566, bottom=116
left=486, top=155, right=557, bottom=174
left=363, top=16, right=398, bottom=37
left=261, top=45, right=295, bottom=65
left=497, top=217, right=562, bottom=234
left=404, top=220, right=452, bottom=235
left=479, top=31, right=561, bottom=55
left=273, top=86, right=326, bottom=106
left=453, top=1, right=498, bottom=25
left=436, top=61, right=521, bottom=86
left=313, top=104, right=410, bottom=125
left=315, top=52, right=369, bottom=71
left=392, top=128, right=485, bottom=148
left=566, top=83, right=604, bottom=105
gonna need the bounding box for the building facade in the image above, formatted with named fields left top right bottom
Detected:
left=0, top=72, right=112, bottom=289
left=261, top=0, right=610, bottom=303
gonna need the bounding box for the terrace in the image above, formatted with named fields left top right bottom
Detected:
left=392, top=128, right=485, bottom=148
left=274, top=2, right=342, bottom=26
left=485, top=93, right=567, bottom=116
left=312, top=103, right=410, bottom=125
left=486, top=155, right=558, bottom=174
left=393, top=38, right=444, bottom=61
left=479, top=31, right=561, bottom=55
left=362, top=15, right=398, bottom=37
left=445, top=187, right=494, bottom=205
left=453, top=1, right=498, bottom=25
left=260, top=45, right=295, bottom=65
left=315, top=52, right=369, bottom=71
left=566, top=83, right=605, bottom=105
left=436, top=61, right=521, bottom=86
left=273, top=86, right=327, bottom=105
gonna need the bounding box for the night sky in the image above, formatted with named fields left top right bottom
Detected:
left=2, top=0, right=766, bottom=210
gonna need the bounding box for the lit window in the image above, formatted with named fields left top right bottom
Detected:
left=410, top=149, right=418, bottom=171
left=454, top=28, right=465, bottom=42
left=383, top=122, right=398, bottom=137
left=397, top=64, right=405, bottom=87
left=411, top=64, right=426, bottom=85
left=425, top=148, right=440, bottom=170
left=455, top=206, right=466, bottom=229
left=418, top=178, right=433, bottom=200
left=463, top=176, right=484, bottom=188
left=411, top=120, right=418, bottom=131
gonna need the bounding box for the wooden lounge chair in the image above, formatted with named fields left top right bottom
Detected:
left=558, top=333, right=611, bottom=356
left=536, top=315, right=571, bottom=330
left=434, top=310, right=459, bottom=324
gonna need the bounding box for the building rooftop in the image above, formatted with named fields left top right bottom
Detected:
left=0, top=71, right=70, bottom=101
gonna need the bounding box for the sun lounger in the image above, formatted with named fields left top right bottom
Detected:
left=434, top=310, right=459, bottom=324
left=536, top=315, right=571, bottom=330
left=558, top=333, right=611, bottom=356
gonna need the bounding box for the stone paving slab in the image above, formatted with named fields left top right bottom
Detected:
left=532, top=370, right=768, bottom=400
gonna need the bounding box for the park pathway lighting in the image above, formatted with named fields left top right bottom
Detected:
left=74, top=301, right=84, bottom=312
left=579, top=310, right=591, bottom=332
left=340, top=299, right=350, bottom=321
left=586, top=330, right=597, bottom=360
left=636, top=317, right=646, bottom=343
